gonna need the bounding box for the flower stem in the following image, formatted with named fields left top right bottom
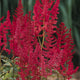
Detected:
left=41, top=30, right=45, bottom=49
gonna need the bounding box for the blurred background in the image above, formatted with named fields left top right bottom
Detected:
left=0, top=0, right=80, bottom=79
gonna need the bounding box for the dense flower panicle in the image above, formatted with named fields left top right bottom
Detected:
left=0, top=11, right=11, bottom=54
left=32, top=0, right=61, bottom=78
left=32, top=0, right=61, bottom=76
left=15, top=0, right=24, bottom=17
left=9, top=13, right=35, bottom=56
left=33, top=0, right=60, bottom=36
left=15, top=43, right=41, bottom=80
left=55, top=22, right=79, bottom=79
left=9, top=0, right=41, bottom=79
left=40, top=25, right=62, bottom=75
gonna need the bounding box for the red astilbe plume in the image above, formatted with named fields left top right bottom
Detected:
left=0, top=11, right=11, bottom=54
left=32, top=0, right=61, bottom=74
left=39, top=24, right=63, bottom=78
left=15, top=0, right=24, bottom=17
left=33, top=0, right=60, bottom=36
left=56, top=22, right=79, bottom=80
left=9, top=0, right=40, bottom=80
left=32, top=0, right=61, bottom=78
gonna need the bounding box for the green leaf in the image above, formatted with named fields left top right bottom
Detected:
left=3, top=72, right=10, bottom=80
left=4, top=62, right=12, bottom=66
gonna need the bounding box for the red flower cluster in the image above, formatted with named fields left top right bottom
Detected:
left=0, top=11, right=11, bottom=54
left=56, top=23, right=79, bottom=79
left=0, top=0, right=79, bottom=80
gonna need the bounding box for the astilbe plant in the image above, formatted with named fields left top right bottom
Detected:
left=0, top=12, right=11, bottom=66
left=55, top=22, right=79, bottom=79
left=0, top=0, right=79, bottom=80
left=0, top=11, right=11, bottom=53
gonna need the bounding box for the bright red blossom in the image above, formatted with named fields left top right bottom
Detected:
left=0, top=11, right=11, bottom=54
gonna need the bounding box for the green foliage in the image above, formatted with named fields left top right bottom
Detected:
left=0, top=55, right=19, bottom=80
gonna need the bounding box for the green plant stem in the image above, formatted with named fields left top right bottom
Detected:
left=38, top=36, right=42, bottom=46
left=41, top=31, right=45, bottom=49
left=37, top=17, right=46, bottom=80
